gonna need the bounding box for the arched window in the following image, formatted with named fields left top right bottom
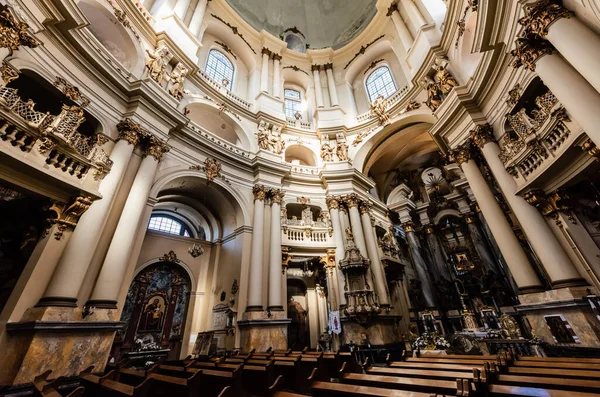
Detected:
left=148, top=215, right=191, bottom=237
left=206, top=49, right=235, bottom=88
left=284, top=88, right=302, bottom=119
left=365, top=66, right=397, bottom=102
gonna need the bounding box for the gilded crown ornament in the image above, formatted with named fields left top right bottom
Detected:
left=518, top=0, right=573, bottom=38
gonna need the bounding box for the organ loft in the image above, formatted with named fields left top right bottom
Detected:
left=2, top=0, right=600, bottom=396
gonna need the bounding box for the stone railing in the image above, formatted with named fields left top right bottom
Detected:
left=0, top=87, right=112, bottom=185
left=289, top=164, right=320, bottom=175
left=286, top=118, right=314, bottom=131
left=282, top=225, right=332, bottom=246
left=355, top=85, right=410, bottom=123
left=197, top=69, right=251, bottom=110
left=187, top=122, right=252, bottom=158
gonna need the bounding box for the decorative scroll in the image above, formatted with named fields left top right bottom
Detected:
left=215, top=40, right=237, bottom=60
left=344, top=34, right=385, bottom=70
left=211, top=14, right=256, bottom=54
left=106, top=0, right=140, bottom=41
left=283, top=65, right=309, bottom=76
left=363, top=59, right=384, bottom=74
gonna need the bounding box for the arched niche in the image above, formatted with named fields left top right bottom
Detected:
left=78, top=0, right=143, bottom=75
left=116, top=260, right=192, bottom=361
left=285, top=144, right=317, bottom=166
left=183, top=100, right=252, bottom=148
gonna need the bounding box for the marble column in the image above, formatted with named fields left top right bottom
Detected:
left=188, top=0, right=208, bottom=37
left=316, top=285, right=328, bottom=334
left=88, top=136, right=169, bottom=308
left=360, top=203, right=390, bottom=307
left=312, top=65, right=325, bottom=108
left=173, top=0, right=191, bottom=18
left=402, top=221, right=436, bottom=308
left=424, top=224, right=451, bottom=280
left=325, top=64, right=339, bottom=107
left=272, top=54, right=282, bottom=99
left=327, top=197, right=347, bottom=308
left=246, top=185, right=267, bottom=311
left=520, top=0, right=600, bottom=94
left=39, top=122, right=141, bottom=306
left=454, top=146, right=543, bottom=292
left=260, top=48, right=270, bottom=94
left=471, top=125, right=585, bottom=288
left=344, top=194, right=368, bottom=257
left=268, top=189, right=284, bottom=311
left=402, top=0, right=426, bottom=29
left=387, top=3, right=414, bottom=51
left=465, top=213, right=499, bottom=274
left=512, top=36, right=600, bottom=148
left=150, top=0, right=175, bottom=18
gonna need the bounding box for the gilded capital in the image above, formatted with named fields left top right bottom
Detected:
left=523, top=188, right=573, bottom=224
left=261, top=47, right=271, bottom=56
left=116, top=118, right=143, bottom=146
left=470, top=123, right=494, bottom=149
left=423, top=224, right=435, bottom=234
left=269, top=188, right=285, bottom=205
left=326, top=195, right=340, bottom=210
left=311, top=64, right=321, bottom=72
left=519, top=0, right=573, bottom=38
left=450, top=145, right=472, bottom=166
left=401, top=221, right=415, bottom=233
left=359, top=201, right=371, bottom=215
left=344, top=193, right=360, bottom=208
left=144, top=135, right=170, bottom=161
left=581, top=138, right=600, bottom=159
left=511, top=36, right=555, bottom=71
left=465, top=213, right=476, bottom=224
left=252, top=184, right=267, bottom=201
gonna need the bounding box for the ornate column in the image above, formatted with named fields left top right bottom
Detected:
left=401, top=0, right=426, bottom=29
left=512, top=36, right=600, bottom=148
left=268, top=189, right=284, bottom=311
left=387, top=3, right=414, bottom=51
left=465, top=213, right=499, bottom=275
left=312, top=65, right=325, bottom=108
left=260, top=48, right=270, bottom=94
left=423, top=224, right=451, bottom=280
left=272, top=54, right=282, bottom=99
left=472, top=125, right=585, bottom=288
left=173, top=0, right=192, bottom=18
left=246, top=185, right=267, bottom=311
left=327, top=196, right=347, bottom=307
left=453, top=145, right=543, bottom=292
left=520, top=0, right=600, bottom=94
left=324, top=64, right=339, bottom=107
left=188, top=0, right=208, bottom=37
left=360, top=202, right=390, bottom=307
left=40, top=120, right=141, bottom=306
left=150, top=0, right=174, bottom=18
left=402, top=221, right=436, bottom=308
left=88, top=136, right=170, bottom=308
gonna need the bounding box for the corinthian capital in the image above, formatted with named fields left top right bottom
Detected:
left=400, top=221, right=415, bottom=233
left=511, top=36, right=555, bottom=71
left=116, top=118, right=143, bottom=146
left=252, top=184, right=267, bottom=201
left=450, top=144, right=473, bottom=166
left=326, top=195, right=340, bottom=210
left=581, top=138, right=600, bottom=159
left=144, top=136, right=170, bottom=161
left=344, top=193, right=360, bottom=208
left=359, top=201, right=371, bottom=215
left=519, top=0, right=573, bottom=38
left=269, top=188, right=285, bottom=205
left=470, top=123, right=494, bottom=149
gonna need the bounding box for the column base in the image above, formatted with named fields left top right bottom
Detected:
left=0, top=306, right=123, bottom=385
left=551, top=278, right=588, bottom=289
left=86, top=299, right=118, bottom=309
left=35, top=296, right=78, bottom=307
left=518, top=285, right=546, bottom=294
left=267, top=305, right=284, bottom=312
left=339, top=315, right=403, bottom=346
left=245, top=305, right=264, bottom=312
left=238, top=310, right=290, bottom=352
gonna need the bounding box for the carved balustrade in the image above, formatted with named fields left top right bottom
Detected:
left=281, top=216, right=333, bottom=247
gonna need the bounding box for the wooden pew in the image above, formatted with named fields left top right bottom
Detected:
left=33, top=371, right=85, bottom=397
left=339, top=361, right=469, bottom=396
left=145, top=364, right=203, bottom=397
left=311, top=381, right=451, bottom=397
left=505, top=366, right=600, bottom=380
left=486, top=384, right=600, bottom=397
left=194, top=367, right=243, bottom=397
left=516, top=356, right=600, bottom=364
left=242, top=359, right=277, bottom=396
left=366, top=363, right=480, bottom=382
left=79, top=368, right=154, bottom=397
left=512, top=360, right=600, bottom=370
left=389, top=361, right=481, bottom=373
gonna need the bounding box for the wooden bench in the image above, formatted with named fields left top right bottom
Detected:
left=506, top=366, right=600, bottom=380
left=194, top=367, right=243, bottom=397
left=366, top=365, right=479, bottom=382
left=79, top=369, right=154, bottom=397
left=145, top=364, right=203, bottom=397
left=487, top=384, right=600, bottom=397
left=311, top=381, right=450, bottom=397
left=33, top=371, right=84, bottom=397
left=389, top=361, right=481, bottom=373
left=242, top=359, right=277, bottom=396
left=516, top=356, right=600, bottom=364
left=512, top=360, right=600, bottom=370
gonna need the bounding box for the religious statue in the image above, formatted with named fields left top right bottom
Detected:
left=370, top=94, right=390, bottom=125
left=435, top=64, right=458, bottom=95
left=352, top=128, right=374, bottom=146
left=202, top=157, right=221, bottom=183
left=301, top=206, right=313, bottom=226
left=425, top=82, right=443, bottom=112
left=256, top=121, right=270, bottom=150
left=269, top=126, right=285, bottom=154
left=345, top=227, right=354, bottom=242
left=320, top=141, right=334, bottom=162
left=145, top=45, right=170, bottom=84
left=335, top=133, right=348, bottom=161
left=168, top=63, right=189, bottom=100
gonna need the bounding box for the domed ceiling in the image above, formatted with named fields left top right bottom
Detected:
left=225, top=0, right=377, bottom=50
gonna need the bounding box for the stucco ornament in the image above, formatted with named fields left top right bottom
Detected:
left=145, top=45, right=171, bottom=84
left=321, top=141, right=334, bottom=162
left=335, top=133, right=349, bottom=161
left=169, top=63, right=189, bottom=100
left=370, top=95, right=390, bottom=126
left=435, top=64, right=458, bottom=94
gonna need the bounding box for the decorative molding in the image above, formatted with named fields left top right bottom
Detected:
left=54, top=77, right=90, bottom=108
left=106, top=0, right=140, bottom=41
left=364, top=59, right=384, bottom=74
left=160, top=250, right=180, bottom=263
left=344, top=34, right=385, bottom=70
left=283, top=26, right=305, bottom=39
left=283, top=65, right=309, bottom=75
left=215, top=40, right=237, bottom=59
left=0, top=4, right=40, bottom=56
left=211, top=14, right=256, bottom=54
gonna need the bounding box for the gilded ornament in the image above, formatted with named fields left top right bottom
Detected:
left=424, top=82, right=443, bottom=111
left=326, top=195, right=340, bottom=210
left=52, top=196, right=94, bottom=240
left=581, top=138, right=600, bottom=159
left=435, top=64, right=459, bottom=95
left=404, top=100, right=421, bottom=112
left=519, top=0, right=573, bottom=38
left=506, top=84, right=521, bottom=107
left=359, top=202, right=371, bottom=215
left=344, top=193, right=360, bottom=208
left=269, top=126, right=285, bottom=154
left=523, top=188, right=575, bottom=225
left=252, top=184, right=267, bottom=201
left=144, top=135, right=170, bottom=161
left=320, top=141, right=334, bottom=162
left=54, top=77, right=90, bottom=108
left=0, top=5, right=40, bottom=57
left=168, top=63, right=189, bottom=100
left=106, top=0, right=140, bottom=41
left=0, top=60, right=17, bottom=86
left=511, top=36, right=554, bottom=72
left=470, top=123, right=494, bottom=149
left=145, top=45, right=171, bottom=84
left=161, top=250, right=180, bottom=263
left=270, top=188, right=285, bottom=205
left=352, top=128, right=374, bottom=147
left=200, top=157, right=222, bottom=183
left=450, top=145, right=472, bottom=165
left=370, top=94, right=390, bottom=126
left=188, top=243, right=204, bottom=258
left=401, top=221, right=415, bottom=232
left=423, top=224, right=435, bottom=234
left=335, top=133, right=348, bottom=161
left=344, top=227, right=354, bottom=242
left=297, top=196, right=310, bottom=205
left=37, top=136, right=56, bottom=154
left=117, top=118, right=143, bottom=146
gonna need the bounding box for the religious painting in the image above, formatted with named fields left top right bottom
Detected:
left=139, top=295, right=166, bottom=333
left=544, top=314, right=580, bottom=344
left=451, top=250, right=475, bottom=274
left=192, top=331, right=215, bottom=357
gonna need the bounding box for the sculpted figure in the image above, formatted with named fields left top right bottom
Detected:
left=425, top=82, right=443, bottom=111
left=146, top=45, right=170, bottom=84
left=256, top=121, right=270, bottom=150
left=336, top=133, right=348, bottom=161
left=370, top=95, right=390, bottom=125
left=168, top=63, right=189, bottom=100
left=320, top=141, right=334, bottom=162
left=269, top=126, right=285, bottom=154
left=435, top=64, right=458, bottom=94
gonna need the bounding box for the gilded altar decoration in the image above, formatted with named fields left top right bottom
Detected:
left=0, top=5, right=40, bottom=58
left=145, top=45, right=171, bottom=84
left=425, top=82, right=443, bottom=111
left=188, top=243, right=204, bottom=258
left=54, top=77, right=90, bottom=108
left=370, top=94, right=390, bottom=126
left=0, top=60, right=18, bottom=86
left=435, top=64, right=459, bottom=95
left=498, top=313, right=522, bottom=338
left=511, top=35, right=554, bottom=72
left=297, top=196, right=310, bottom=205
left=161, top=250, right=180, bottom=263
left=518, top=0, right=573, bottom=38
left=168, top=63, right=189, bottom=100
left=320, top=140, right=334, bottom=162
left=145, top=135, right=170, bottom=161
left=335, top=133, right=348, bottom=161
